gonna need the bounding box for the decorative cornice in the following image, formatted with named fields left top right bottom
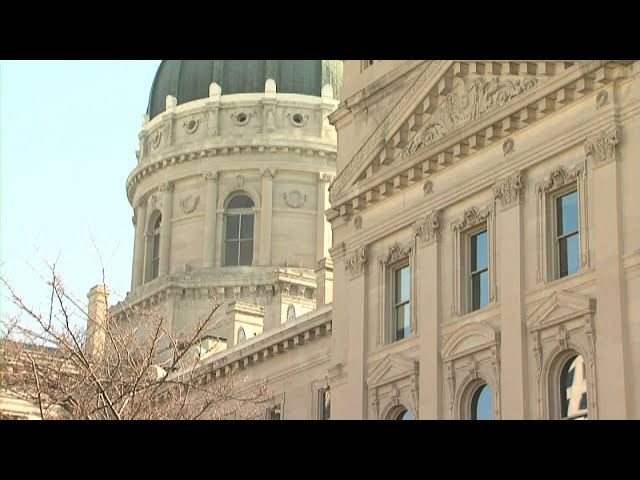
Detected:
left=493, top=170, right=524, bottom=208
left=451, top=206, right=493, bottom=233
left=584, top=126, right=620, bottom=165
left=537, top=165, right=583, bottom=194
left=414, top=210, right=441, bottom=244
left=345, top=247, right=367, bottom=277
left=403, top=76, right=540, bottom=158
left=379, top=242, right=413, bottom=267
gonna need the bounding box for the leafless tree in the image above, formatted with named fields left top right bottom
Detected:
left=0, top=260, right=267, bottom=420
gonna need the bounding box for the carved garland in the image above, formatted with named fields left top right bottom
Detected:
left=284, top=190, right=307, bottom=208
left=179, top=195, right=200, bottom=214
left=493, top=170, right=525, bottom=208
left=345, top=247, right=367, bottom=277
left=584, top=126, right=620, bottom=165
left=414, top=210, right=441, bottom=245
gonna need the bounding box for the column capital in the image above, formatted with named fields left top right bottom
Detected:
left=319, top=172, right=335, bottom=184
left=414, top=209, right=442, bottom=245
left=260, top=168, right=275, bottom=179
left=493, top=170, right=525, bottom=209
left=136, top=196, right=148, bottom=208
left=159, top=181, right=174, bottom=192
left=203, top=171, right=218, bottom=182
left=585, top=125, right=621, bottom=166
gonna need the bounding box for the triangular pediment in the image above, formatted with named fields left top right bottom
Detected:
left=367, top=353, right=419, bottom=389
left=441, top=321, right=499, bottom=362
left=330, top=61, right=575, bottom=200
left=526, top=291, right=596, bottom=332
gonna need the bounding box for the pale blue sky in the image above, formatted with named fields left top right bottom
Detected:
left=1, top=60, right=161, bottom=318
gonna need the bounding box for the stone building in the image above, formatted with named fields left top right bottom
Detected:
left=110, top=59, right=640, bottom=420
left=5, top=60, right=638, bottom=420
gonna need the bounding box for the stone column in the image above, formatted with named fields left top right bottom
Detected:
left=131, top=197, right=148, bottom=289
left=158, top=181, right=174, bottom=277
left=494, top=171, right=527, bottom=419
left=331, top=245, right=367, bottom=419
left=316, top=173, right=332, bottom=263
left=587, top=127, right=630, bottom=419
left=202, top=171, right=219, bottom=268
left=259, top=168, right=274, bottom=265
left=415, top=210, right=442, bottom=419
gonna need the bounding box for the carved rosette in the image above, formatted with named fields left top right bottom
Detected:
left=403, top=76, right=541, bottom=157
left=345, top=247, right=367, bottom=277
left=423, top=179, right=433, bottom=196
left=414, top=210, right=441, bottom=245
left=451, top=206, right=493, bottom=233
left=493, top=170, right=524, bottom=208
left=584, top=126, right=620, bottom=165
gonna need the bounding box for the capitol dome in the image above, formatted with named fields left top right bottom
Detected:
left=147, top=60, right=343, bottom=119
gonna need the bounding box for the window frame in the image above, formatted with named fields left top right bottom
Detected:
left=144, top=210, right=162, bottom=283
left=536, top=164, right=589, bottom=284
left=317, top=387, right=331, bottom=421
left=265, top=404, right=282, bottom=420
left=223, top=194, right=255, bottom=267
left=377, top=242, right=415, bottom=346
left=467, top=227, right=489, bottom=313
left=451, top=205, right=496, bottom=317
left=391, top=262, right=411, bottom=343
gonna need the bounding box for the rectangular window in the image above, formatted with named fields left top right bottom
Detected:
left=392, top=264, right=410, bottom=342
left=225, top=214, right=254, bottom=266
left=555, top=190, right=579, bottom=278
left=318, top=388, right=331, bottom=420
left=469, top=230, right=488, bottom=312
left=266, top=405, right=281, bottom=420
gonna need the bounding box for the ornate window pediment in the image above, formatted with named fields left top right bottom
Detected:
left=367, top=354, right=419, bottom=420
left=526, top=291, right=596, bottom=333
left=441, top=322, right=499, bottom=362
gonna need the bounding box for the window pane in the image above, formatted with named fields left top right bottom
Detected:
left=228, top=195, right=254, bottom=209
left=240, top=214, right=254, bottom=239
left=396, top=409, right=412, bottom=420
left=152, top=234, right=160, bottom=258
left=154, top=215, right=162, bottom=231
left=559, top=233, right=580, bottom=278
left=561, top=355, right=588, bottom=419
left=320, top=389, right=331, bottom=420
left=471, top=230, right=488, bottom=271
left=557, top=191, right=578, bottom=236
left=472, top=384, right=493, bottom=420
left=225, top=241, right=239, bottom=266
left=471, top=271, right=488, bottom=311
left=239, top=240, right=253, bottom=266
left=395, top=265, right=409, bottom=303
left=394, top=304, right=409, bottom=341
left=226, top=215, right=240, bottom=240
left=152, top=258, right=159, bottom=279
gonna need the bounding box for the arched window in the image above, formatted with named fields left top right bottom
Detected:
left=237, top=327, right=246, bottom=344
left=393, top=407, right=412, bottom=420
left=146, top=212, right=162, bottom=282
left=559, top=354, right=588, bottom=420
left=224, top=194, right=254, bottom=267
left=470, top=383, right=492, bottom=420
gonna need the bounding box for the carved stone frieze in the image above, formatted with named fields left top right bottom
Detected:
left=537, top=165, right=583, bottom=194
left=503, top=138, right=515, bottom=157
left=403, top=76, right=541, bottom=157
left=353, top=215, right=362, bottom=230
left=493, top=170, right=524, bottom=208
left=423, top=179, right=433, bottom=196
left=596, top=90, right=609, bottom=109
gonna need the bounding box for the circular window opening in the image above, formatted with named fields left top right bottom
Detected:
left=292, top=113, right=304, bottom=125
left=237, top=113, right=248, bottom=123
left=187, top=119, right=197, bottom=130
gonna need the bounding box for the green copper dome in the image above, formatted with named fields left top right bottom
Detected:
left=147, top=60, right=343, bottom=119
